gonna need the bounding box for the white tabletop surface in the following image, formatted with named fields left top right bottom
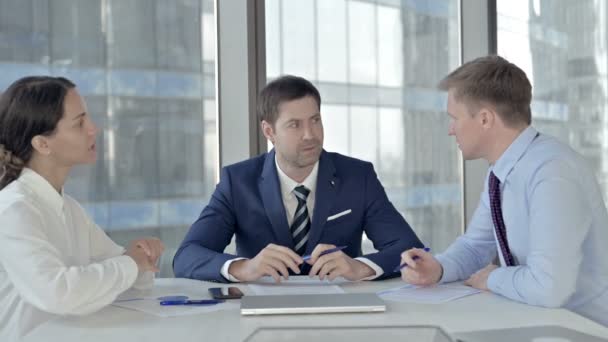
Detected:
left=24, top=278, right=608, bottom=342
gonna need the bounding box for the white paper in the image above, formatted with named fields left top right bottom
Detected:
left=248, top=276, right=347, bottom=295
left=377, top=282, right=481, bottom=304
left=254, top=275, right=350, bottom=285
left=112, top=299, right=239, bottom=317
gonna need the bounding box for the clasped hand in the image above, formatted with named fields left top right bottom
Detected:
left=125, top=237, right=165, bottom=273
left=229, top=243, right=374, bottom=282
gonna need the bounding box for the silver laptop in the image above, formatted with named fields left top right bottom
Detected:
left=240, top=293, right=386, bottom=315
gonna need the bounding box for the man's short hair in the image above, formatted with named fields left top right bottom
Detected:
left=258, top=75, right=321, bottom=126
left=439, top=55, right=532, bottom=127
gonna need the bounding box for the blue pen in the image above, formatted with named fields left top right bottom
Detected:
left=394, top=247, right=430, bottom=272
left=160, top=299, right=224, bottom=306
left=302, top=245, right=348, bottom=261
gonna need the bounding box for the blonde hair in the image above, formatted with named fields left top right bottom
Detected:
left=439, top=55, right=532, bottom=128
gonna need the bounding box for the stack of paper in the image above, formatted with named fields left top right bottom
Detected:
left=377, top=282, right=481, bottom=304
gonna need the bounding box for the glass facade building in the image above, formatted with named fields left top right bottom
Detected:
left=498, top=0, right=608, bottom=201
left=0, top=0, right=217, bottom=276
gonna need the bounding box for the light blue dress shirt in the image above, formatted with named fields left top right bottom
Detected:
left=436, top=126, right=608, bottom=326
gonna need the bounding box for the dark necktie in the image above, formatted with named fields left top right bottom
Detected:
left=488, top=171, right=516, bottom=266
left=291, top=185, right=311, bottom=255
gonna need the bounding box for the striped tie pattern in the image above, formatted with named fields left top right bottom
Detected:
left=291, top=185, right=311, bottom=255
left=488, top=171, right=516, bottom=266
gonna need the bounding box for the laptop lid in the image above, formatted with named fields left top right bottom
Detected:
left=240, top=293, right=386, bottom=315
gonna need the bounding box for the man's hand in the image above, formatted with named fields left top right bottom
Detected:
left=464, top=264, right=498, bottom=291
left=125, top=237, right=164, bottom=272
left=229, top=244, right=303, bottom=282
left=307, top=244, right=374, bottom=281
left=400, top=248, right=442, bottom=285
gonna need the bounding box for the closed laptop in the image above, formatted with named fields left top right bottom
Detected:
left=240, top=293, right=386, bottom=315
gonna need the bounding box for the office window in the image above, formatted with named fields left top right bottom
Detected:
left=266, top=0, right=462, bottom=251
left=0, top=0, right=217, bottom=276
left=317, top=0, right=348, bottom=83
left=498, top=0, right=608, bottom=199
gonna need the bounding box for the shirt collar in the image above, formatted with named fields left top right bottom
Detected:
left=17, top=168, right=65, bottom=216
left=491, top=126, right=539, bottom=182
left=274, top=155, right=319, bottom=198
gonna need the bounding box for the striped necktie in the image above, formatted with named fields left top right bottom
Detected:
left=291, top=185, right=311, bottom=255
left=488, top=171, right=516, bottom=266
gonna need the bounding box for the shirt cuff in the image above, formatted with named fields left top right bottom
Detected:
left=133, top=271, right=155, bottom=290
left=435, top=254, right=460, bottom=284
left=220, top=258, right=248, bottom=282
left=354, top=257, right=383, bottom=280
left=486, top=266, right=504, bottom=294
left=117, top=255, right=140, bottom=289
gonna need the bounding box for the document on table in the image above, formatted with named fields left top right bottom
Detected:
left=248, top=275, right=347, bottom=295
left=377, top=282, right=481, bottom=304
left=112, top=299, right=239, bottom=318
left=112, top=288, right=239, bottom=317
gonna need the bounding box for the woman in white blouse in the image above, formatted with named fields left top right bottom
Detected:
left=0, top=76, right=165, bottom=340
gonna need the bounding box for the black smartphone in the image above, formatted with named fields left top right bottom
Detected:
left=208, top=287, right=244, bottom=299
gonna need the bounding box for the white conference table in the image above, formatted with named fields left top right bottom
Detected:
left=25, top=278, right=608, bottom=342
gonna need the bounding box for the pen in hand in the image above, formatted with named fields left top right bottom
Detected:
left=394, top=247, right=431, bottom=272
left=160, top=299, right=224, bottom=306
left=302, top=245, right=348, bottom=262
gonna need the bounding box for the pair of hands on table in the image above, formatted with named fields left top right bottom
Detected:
left=229, top=243, right=374, bottom=282
left=399, top=248, right=498, bottom=291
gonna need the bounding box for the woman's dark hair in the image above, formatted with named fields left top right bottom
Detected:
left=0, top=76, right=75, bottom=190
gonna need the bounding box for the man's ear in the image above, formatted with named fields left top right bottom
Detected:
left=261, top=120, right=275, bottom=144
left=31, top=135, right=51, bottom=156
left=478, top=108, right=496, bottom=129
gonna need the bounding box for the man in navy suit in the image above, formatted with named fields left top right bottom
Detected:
left=173, top=75, right=423, bottom=283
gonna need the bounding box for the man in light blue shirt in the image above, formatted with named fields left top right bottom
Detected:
left=400, top=55, right=608, bottom=327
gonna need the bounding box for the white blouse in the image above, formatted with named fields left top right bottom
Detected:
left=0, top=168, right=151, bottom=340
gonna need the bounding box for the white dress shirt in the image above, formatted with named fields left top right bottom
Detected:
left=221, top=157, right=382, bottom=281
left=0, top=168, right=152, bottom=340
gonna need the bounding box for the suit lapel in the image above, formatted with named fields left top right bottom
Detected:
left=259, top=150, right=294, bottom=248
left=306, top=151, right=338, bottom=254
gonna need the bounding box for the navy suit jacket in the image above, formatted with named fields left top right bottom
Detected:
left=173, top=150, right=423, bottom=282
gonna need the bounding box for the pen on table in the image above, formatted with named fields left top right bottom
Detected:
left=160, top=299, right=225, bottom=306
left=394, top=247, right=431, bottom=272
left=302, top=245, right=348, bottom=261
